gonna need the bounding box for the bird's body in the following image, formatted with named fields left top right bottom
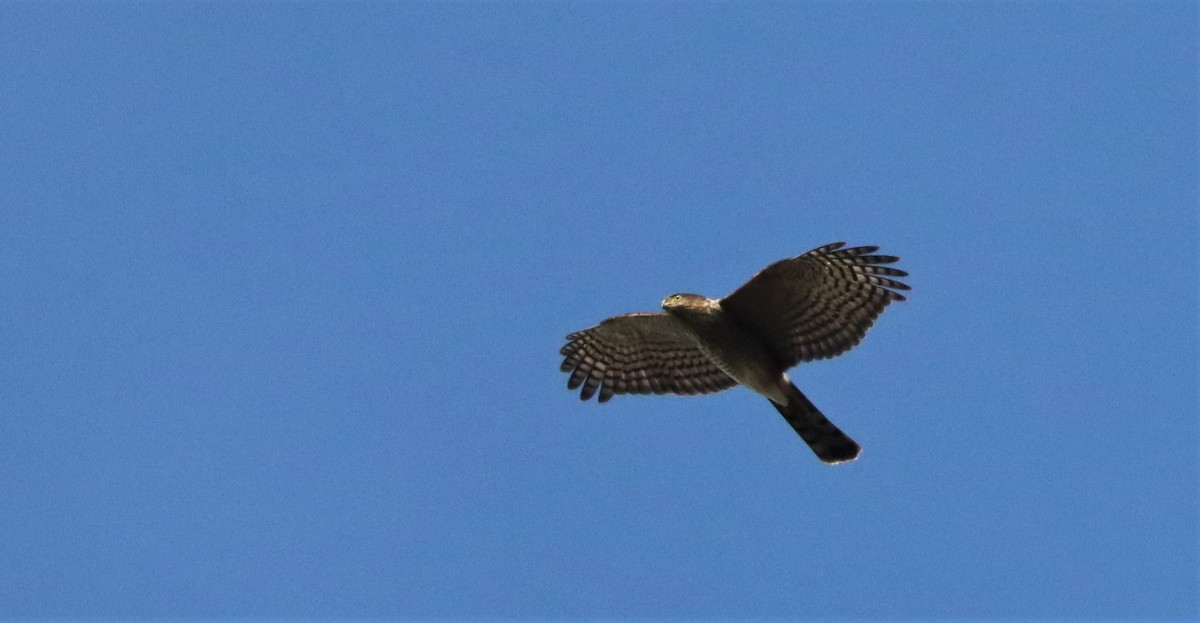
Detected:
left=560, top=242, right=909, bottom=464
left=662, top=295, right=788, bottom=403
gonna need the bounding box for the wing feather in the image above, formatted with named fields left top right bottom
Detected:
left=559, top=313, right=737, bottom=402
left=720, top=242, right=910, bottom=367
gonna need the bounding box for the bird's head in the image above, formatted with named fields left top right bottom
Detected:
left=661, top=293, right=716, bottom=316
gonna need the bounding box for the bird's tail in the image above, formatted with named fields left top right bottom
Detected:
left=770, top=383, right=861, bottom=464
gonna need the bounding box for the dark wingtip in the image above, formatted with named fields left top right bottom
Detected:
left=566, top=372, right=584, bottom=390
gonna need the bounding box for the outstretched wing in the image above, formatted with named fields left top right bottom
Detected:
left=560, top=313, right=738, bottom=402
left=720, top=242, right=910, bottom=368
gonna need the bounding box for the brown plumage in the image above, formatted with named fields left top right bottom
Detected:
left=559, top=242, right=910, bottom=464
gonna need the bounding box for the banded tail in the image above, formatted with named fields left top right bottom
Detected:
left=770, top=383, right=861, bottom=464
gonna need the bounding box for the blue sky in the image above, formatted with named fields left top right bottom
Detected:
left=1, top=2, right=1196, bottom=619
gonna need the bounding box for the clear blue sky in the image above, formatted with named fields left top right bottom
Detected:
left=1, top=2, right=1195, bottom=619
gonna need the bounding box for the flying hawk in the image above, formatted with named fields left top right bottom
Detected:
left=559, top=242, right=909, bottom=464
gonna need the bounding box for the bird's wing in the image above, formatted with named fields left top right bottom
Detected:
left=560, top=312, right=738, bottom=402
left=720, top=242, right=910, bottom=368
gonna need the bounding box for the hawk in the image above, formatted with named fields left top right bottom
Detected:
left=559, top=242, right=909, bottom=464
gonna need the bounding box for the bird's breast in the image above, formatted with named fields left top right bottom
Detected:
left=680, top=311, right=787, bottom=403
